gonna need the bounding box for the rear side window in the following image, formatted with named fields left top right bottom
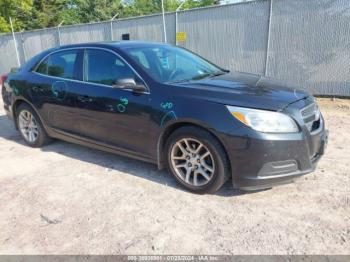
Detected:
left=36, top=50, right=79, bottom=79
left=36, top=58, right=49, bottom=74
left=84, top=49, right=140, bottom=86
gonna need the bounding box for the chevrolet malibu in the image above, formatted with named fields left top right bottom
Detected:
left=1, top=41, right=328, bottom=193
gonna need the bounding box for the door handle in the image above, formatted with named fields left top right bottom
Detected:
left=77, top=95, right=93, bottom=103
left=33, top=86, right=45, bottom=92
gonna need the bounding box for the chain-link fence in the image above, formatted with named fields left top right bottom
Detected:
left=0, top=0, right=349, bottom=96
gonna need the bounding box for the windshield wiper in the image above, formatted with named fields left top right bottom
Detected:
left=191, top=70, right=228, bottom=81
left=167, top=70, right=229, bottom=84
left=209, top=71, right=228, bottom=77
left=191, top=72, right=212, bottom=80
left=167, top=79, right=192, bottom=84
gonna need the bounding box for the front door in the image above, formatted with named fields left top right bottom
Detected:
left=73, top=48, right=152, bottom=157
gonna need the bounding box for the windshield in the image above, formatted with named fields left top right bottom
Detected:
left=124, top=45, right=226, bottom=83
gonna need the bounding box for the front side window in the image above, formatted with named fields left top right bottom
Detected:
left=124, top=45, right=225, bottom=83
left=36, top=50, right=78, bottom=79
left=84, top=49, right=140, bottom=86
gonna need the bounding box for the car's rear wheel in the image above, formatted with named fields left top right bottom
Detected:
left=166, top=126, right=230, bottom=194
left=16, top=103, right=51, bottom=147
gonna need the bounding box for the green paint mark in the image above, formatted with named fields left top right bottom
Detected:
left=161, top=102, right=173, bottom=110
left=117, top=104, right=126, bottom=113
left=120, top=97, right=128, bottom=105
left=116, top=97, right=128, bottom=113
left=13, top=86, right=20, bottom=96
left=160, top=111, right=177, bottom=127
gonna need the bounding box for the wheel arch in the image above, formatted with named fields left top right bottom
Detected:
left=157, top=121, right=231, bottom=173
left=12, top=98, right=44, bottom=130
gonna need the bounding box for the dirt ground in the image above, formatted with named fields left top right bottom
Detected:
left=0, top=97, right=349, bottom=255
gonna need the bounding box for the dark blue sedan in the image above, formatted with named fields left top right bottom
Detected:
left=1, top=41, right=328, bottom=193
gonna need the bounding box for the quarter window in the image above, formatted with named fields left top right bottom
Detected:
left=84, top=49, right=139, bottom=86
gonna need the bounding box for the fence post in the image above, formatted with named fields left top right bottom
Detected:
left=110, top=14, right=119, bottom=41
left=264, top=0, right=273, bottom=77
left=161, top=0, right=167, bottom=43
left=20, top=30, right=27, bottom=62
left=57, top=26, right=61, bottom=46
left=110, top=21, right=113, bottom=41
left=175, top=2, right=185, bottom=46
left=9, top=17, right=21, bottom=67
left=57, top=21, right=64, bottom=46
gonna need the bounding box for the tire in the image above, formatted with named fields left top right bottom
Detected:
left=165, top=126, right=230, bottom=194
left=16, top=103, right=51, bottom=147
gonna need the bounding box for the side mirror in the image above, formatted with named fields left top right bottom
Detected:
left=113, top=78, right=147, bottom=93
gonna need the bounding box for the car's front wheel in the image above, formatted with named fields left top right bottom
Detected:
left=16, top=103, right=51, bottom=147
left=166, top=126, right=230, bottom=194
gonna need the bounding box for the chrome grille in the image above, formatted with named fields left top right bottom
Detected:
left=300, top=102, right=321, bottom=132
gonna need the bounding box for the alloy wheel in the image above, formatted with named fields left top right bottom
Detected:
left=170, top=138, right=215, bottom=187
left=18, top=110, right=39, bottom=143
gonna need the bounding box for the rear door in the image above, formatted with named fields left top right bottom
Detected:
left=72, top=48, right=153, bottom=157
left=32, top=49, right=83, bottom=134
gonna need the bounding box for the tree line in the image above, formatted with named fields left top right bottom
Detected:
left=0, top=0, right=219, bottom=33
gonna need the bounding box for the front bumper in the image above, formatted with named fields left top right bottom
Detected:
left=222, top=122, right=328, bottom=191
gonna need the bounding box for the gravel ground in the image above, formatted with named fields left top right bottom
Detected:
left=0, top=98, right=349, bottom=255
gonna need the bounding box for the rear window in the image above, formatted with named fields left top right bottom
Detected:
left=36, top=50, right=78, bottom=79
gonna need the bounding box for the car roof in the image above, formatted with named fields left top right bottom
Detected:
left=57, top=41, right=171, bottom=51
left=20, top=41, right=171, bottom=73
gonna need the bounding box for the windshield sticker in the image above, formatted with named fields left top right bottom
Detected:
left=161, top=56, right=169, bottom=69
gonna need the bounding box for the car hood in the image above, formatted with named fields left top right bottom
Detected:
left=169, top=71, right=310, bottom=111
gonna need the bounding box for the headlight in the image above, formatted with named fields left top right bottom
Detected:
left=226, top=105, right=299, bottom=133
